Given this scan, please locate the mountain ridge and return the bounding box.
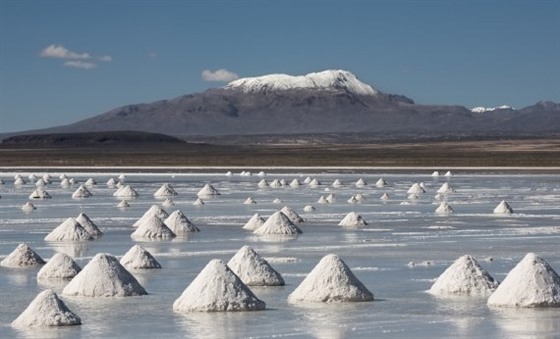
[3,70,559,139]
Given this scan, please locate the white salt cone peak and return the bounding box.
[37,252,81,280]
[164,210,200,234]
[338,212,368,227]
[227,246,285,286]
[242,213,265,231]
[173,259,265,312]
[253,211,302,235]
[1,243,45,268]
[11,289,81,328]
[44,218,93,242]
[288,254,373,303]
[120,245,162,270]
[280,206,304,223]
[429,255,498,296]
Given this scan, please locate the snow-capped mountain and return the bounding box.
[2,70,558,139]
[225,70,378,96]
[471,105,513,113]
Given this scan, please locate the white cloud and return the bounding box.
[63,61,96,70]
[202,68,239,82]
[40,44,91,59]
[98,55,112,62]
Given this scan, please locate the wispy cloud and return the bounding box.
[40,44,111,70]
[64,60,96,70]
[202,68,239,82]
[40,44,91,59]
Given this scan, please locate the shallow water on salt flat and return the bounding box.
[0,170,559,338]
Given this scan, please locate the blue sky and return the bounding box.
[1,0,559,133]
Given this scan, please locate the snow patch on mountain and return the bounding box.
[225,70,378,96]
[471,105,513,113]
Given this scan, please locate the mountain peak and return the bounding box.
[224,69,378,96]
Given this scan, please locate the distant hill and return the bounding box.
[4,70,559,140]
[1,131,185,147]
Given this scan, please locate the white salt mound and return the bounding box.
[254,211,302,235]
[257,179,269,188]
[85,178,97,186]
[44,218,93,242]
[227,246,285,286]
[131,214,176,240]
[380,193,390,201]
[37,253,81,280]
[154,183,178,197]
[493,200,514,214]
[355,178,367,187]
[317,196,328,204]
[244,197,257,204]
[288,254,373,303]
[62,253,147,297]
[437,182,454,194]
[303,205,316,212]
[106,178,118,186]
[60,178,71,187]
[289,179,300,188]
[431,171,440,177]
[164,210,200,234]
[117,200,130,208]
[407,183,425,194]
[197,183,220,196]
[120,245,162,270]
[428,255,498,296]
[444,171,453,177]
[487,253,560,307]
[304,176,312,184]
[272,198,283,204]
[29,188,51,199]
[21,202,36,212]
[76,212,103,238]
[348,195,358,204]
[242,213,265,231]
[193,198,205,205]
[332,179,343,187]
[162,198,175,207]
[173,259,265,312]
[11,290,81,328]
[280,206,304,223]
[1,243,45,268]
[309,178,321,187]
[113,185,138,198]
[375,178,388,187]
[338,212,368,227]
[14,177,26,185]
[269,179,282,188]
[133,205,169,227]
[325,193,336,203]
[257,171,266,177]
[435,202,454,215]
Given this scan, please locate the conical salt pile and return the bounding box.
[193,198,205,205]
[431,171,440,177]
[35,178,47,187]
[355,178,367,187]
[355,193,365,202]
[243,197,257,204]
[428,255,498,296]
[272,198,283,204]
[325,193,336,203]
[29,188,51,199]
[257,171,266,177]
[14,177,26,185]
[162,198,175,207]
[493,200,514,214]
[85,178,97,186]
[37,253,81,280]
[164,210,200,234]
[487,253,560,307]
[380,193,390,201]
[338,212,368,227]
[444,171,453,177]
[253,211,302,235]
[281,206,304,223]
[437,182,454,194]
[331,179,343,187]
[11,290,81,328]
[21,202,36,212]
[435,202,454,215]
[304,176,312,184]
[309,178,321,187]
[227,246,284,286]
[120,245,162,270]
[76,213,103,238]
[72,185,93,198]
[269,179,282,188]
[113,185,138,198]
[288,254,374,303]
[375,178,388,187]
[1,243,45,267]
[131,214,176,240]
[45,218,94,241]
[303,205,315,212]
[117,200,130,208]
[173,259,266,312]
[106,178,118,186]
[347,195,359,204]
[60,178,71,187]
[257,179,269,188]
[197,183,220,197]
[225,171,233,176]
[153,183,178,197]
[133,205,169,227]
[407,183,425,194]
[242,213,265,231]
[289,179,300,188]
[63,253,147,297]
